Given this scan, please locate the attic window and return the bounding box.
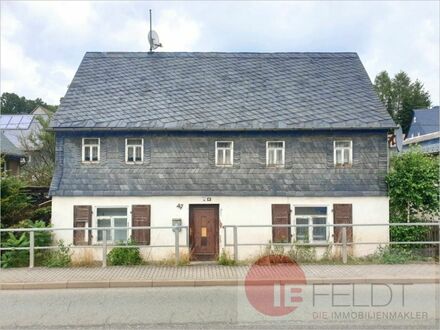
[82,138,100,163]
[215,141,233,166]
[334,140,352,167]
[266,141,285,167]
[126,138,143,164]
[413,117,416,123]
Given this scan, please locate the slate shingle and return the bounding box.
[51,52,395,130]
[50,131,388,197]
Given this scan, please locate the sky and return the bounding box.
[1,1,439,105]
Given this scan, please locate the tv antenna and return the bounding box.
[148,9,162,52]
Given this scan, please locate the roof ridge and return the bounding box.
[84,51,359,58]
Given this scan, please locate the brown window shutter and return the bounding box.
[272,204,291,243]
[73,205,92,245]
[333,204,353,243]
[132,205,151,245]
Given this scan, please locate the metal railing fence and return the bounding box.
[0,222,439,268]
[0,225,189,268]
[223,222,440,264]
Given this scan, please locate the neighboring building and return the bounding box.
[403,106,439,155]
[1,131,25,176]
[50,52,395,261]
[0,106,50,159]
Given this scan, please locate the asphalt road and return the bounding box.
[0,284,438,329]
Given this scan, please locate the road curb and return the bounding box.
[0,277,438,290]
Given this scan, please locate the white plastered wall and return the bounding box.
[51,196,389,261]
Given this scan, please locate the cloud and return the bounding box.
[156,10,202,51]
[1,1,438,105]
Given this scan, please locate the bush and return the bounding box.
[390,224,430,250]
[43,240,71,268]
[287,243,317,263]
[30,206,52,224]
[218,249,236,266]
[1,232,30,268]
[1,220,52,268]
[0,174,31,227]
[107,242,143,266]
[372,246,417,264]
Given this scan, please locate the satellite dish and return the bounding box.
[395,126,403,152]
[148,30,162,51]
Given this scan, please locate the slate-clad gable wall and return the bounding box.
[50,130,388,197]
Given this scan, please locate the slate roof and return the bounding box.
[407,106,439,137]
[51,52,395,130]
[0,132,25,157]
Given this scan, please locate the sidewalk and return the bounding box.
[0,264,439,290]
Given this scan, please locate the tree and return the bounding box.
[0,171,31,227]
[386,149,439,222]
[374,71,431,135]
[0,92,57,114]
[20,115,55,186]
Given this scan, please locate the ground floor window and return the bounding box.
[294,206,328,242]
[96,207,128,243]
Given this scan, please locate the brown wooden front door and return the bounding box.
[333,204,353,242]
[189,205,219,261]
[272,204,291,243]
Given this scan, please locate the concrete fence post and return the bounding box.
[341,226,347,264]
[102,229,107,268]
[175,228,180,265]
[233,226,238,262]
[185,227,190,255]
[29,230,35,269]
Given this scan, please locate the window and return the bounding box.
[82,138,100,163]
[215,141,233,166]
[96,208,128,243]
[413,116,416,123]
[125,138,143,163]
[334,140,352,167]
[266,141,285,167]
[294,206,327,242]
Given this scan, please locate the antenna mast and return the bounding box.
[148,9,162,52]
[149,9,153,52]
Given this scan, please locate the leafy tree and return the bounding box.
[0,92,57,114]
[387,148,439,222]
[374,71,431,134]
[386,149,439,250]
[20,115,55,186]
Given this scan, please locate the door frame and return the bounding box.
[189,204,220,260]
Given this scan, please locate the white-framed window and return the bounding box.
[215,141,233,166]
[333,140,352,167]
[82,138,100,163]
[96,207,128,244]
[294,206,328,243]
[125,138,143,164]
[266,141,285,167]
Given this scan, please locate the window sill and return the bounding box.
[82,161,100,164]
[292,241,329,247]
[334,164,352,169]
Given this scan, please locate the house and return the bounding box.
[1,131,25,176]
[403,106,439,155]
[0,106,51,161]
[50,52,395,261]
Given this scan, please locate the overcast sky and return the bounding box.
[1,1,439,105]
